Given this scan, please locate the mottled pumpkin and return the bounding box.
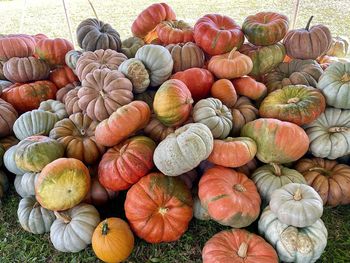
[0,99,17,137]
[121,36,145,58]
[230,96,258,136]
[38,100,68,120]
[118,58,150,93]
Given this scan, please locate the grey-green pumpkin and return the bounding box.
[14,172,39,197]
[38,100,68,120]
[4,145,26,175]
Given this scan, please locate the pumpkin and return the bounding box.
[38,100,68,120]
[326,36,349,58]
[156,20,194,45]
[0,135,19,150]
[92,218,134,263]
[317,62,350,109]
[193,98,233,139]
[15,136,64,172]
[295,158,350,206]
[49,65,79,89]
[178,169,198,189]
[258,206,327,263]
[208,48,253,79]
[270,183,323,227]
[125,172,193,243]
[3,57,50,83]
[121,36,145,58]
[144,115,175,142]
[17,196,55,234]
[135,44,173,87]
[65,87,83,115]
[35,38,73,67]
[210,79,237,107]
[131,3,176,38]
[95,101,151,147]
[241,118,309,164]
[50,203,100,252]
[230,96,259,136]
[49,113,105,164]
[154,123,213,176]
[208,137,257,168]
[3,145,26,175]
[98,136,156,191]
[78,69,133,122]
[84,175,116,206]
[153,79,193,127]
[194,14,244,55]
[13,110,58,140]
[236,158,258,176]
[199,166,261,228]
[0,80,12,91]
[0,171,9,200]
[76,18,121,52]
[251,163,306,203]
[166,42,205,73]
[0,99,17,137]
[134,90,156,111]
[0,34,35,61]
[284,16,332,60]
[304,108,350,159]
[239,42,286,79]
[75,49,127,81]
[0,61,6,80]
[193,195,210,221]
[202,228,278,263]
[171,68,214,101]
[65,49,82,72]
[231,76,267,101]
[35,158,90,211]
[259,85,326,126]
[242,12,289,46]
[118,58,150,93]
[56,83,79,103]
[14,172,39,197]
[264,59,323,92]
[2,80,57,113]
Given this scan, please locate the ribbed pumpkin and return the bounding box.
[56,83,78,103]
[210,79,237,108]
[259,85,326,126]
[125,172,193,243]
[65,50,82,72]
[199,166,261,228]
[3,145,26,175]
[95,101,151,147]
[49,65,79,89]
[230,97,258,136]
[118,58,150,93]
[241,118,309,164]
[143,115,175,142]
[3,57,50,83]
[153,79,193,127]
[49,113,105,165]
[38,100,68,120]
[231,76,267,101]
[121,36,145,58]
[156,20,194,44]
[0,99,17,137]
[64,87,83,115]
[0,34,35,61]
[326,36,349,58]
[14,172,39,197]
[78,69,133,122]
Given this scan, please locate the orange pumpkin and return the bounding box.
[156,20,194,44]
[231,76,267,101]
[208,137,257,168]
[49,65,79,89]
[92,218,134,263]
[210,79,237,107]
[208,48,253,79]
[0,35,35,61]
[95,101,151,147]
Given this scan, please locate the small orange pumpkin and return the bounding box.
[210,79,237,107]
[231,76,267,101]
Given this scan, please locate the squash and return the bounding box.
[231,76,267,101]
[258,206,328,263]
[304,108,350,159]
[76,18,121,52]
[241,118,309,164]
[3,145,26,175]
[0,99,17,137]
[143,115,175,142]
[38,100,68,120]
[98,136,156,191]
[84,175,116,206]
[78,69,133,122]
[242,12,289,46]
[13,110,58,140]
[295,158,350,206]
[95,101,151,147]
[208,137,257,168]
[326,36,349,58]
[0,34,35,61]
[49,65,79,88]
[14,172,39,197]
[153,79,193,127]
[202,228,278,263]
[283,16,332,59]
[121,36,145,58]
[75,49,127,81]
[251,163,306,203]
[65,50,82,72]
[92,218,134,263]
[156,20,194,44]
[193,98,232,139]
[199,166,261,228]
[49,113,105,165]
[153,123,213,176]
[124,172,193,243]
[166,42,205,73]
[0,171,9,201]
[118,58,150,93]
[135,44,173,87]
[194,14,244,55]
[3,57,50,83]
[50,203,100,252]
[210,79,237,107]
[317,62,350,109]
[193,195,210,221]
[17,196,55,234]
[208,48,253,79]
[56,83,79,103]
[259,85,326,126]
[64,87,83,115]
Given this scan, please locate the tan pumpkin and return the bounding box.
[143,114,175,142]
[56,83,79,103]
[118,58,150,93]
[65,87,83,115]
[0,99,18,137]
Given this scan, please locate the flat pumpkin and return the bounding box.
[38,99,68,120]
[3,145,26,175]
[0,99,17,137]
[56,83,78,103]
[0,34,35,61]
[156,20,194,44]
[64,87,83,115]
[14,172,39,197]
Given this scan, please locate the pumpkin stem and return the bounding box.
[99,90,106,98]
[186,98,194,105]
[271,163,282,176]
[102,220,109,235]
[233,184,246,192]
[80,129,86,136]
[287,97,300,104]
[237,242,248,258]
[54,211,71,224]
[293,188,302,201]
[328,126,348,133]
[33,202,40,209]
[159,207,169,215]
[305,16,314,30]
[341,73,350,82]
[228,47,238,59]
[309,167,331,176]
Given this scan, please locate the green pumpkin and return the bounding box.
[13,110,58,140]
[38,100,68,120]
[15,136,64,172]
[121,36,145,58]
[4,145,26,175]
[0,170,9,199]
[14,172,39,197]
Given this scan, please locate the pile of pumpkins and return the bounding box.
[0,2,350,263]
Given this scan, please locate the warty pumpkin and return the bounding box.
[49,65,79,89]
[210,79,237,108]
[156,20,194,44]
[231,76,267,101]
[118,58,150,93]
[0,99,17,137]
[121,36,145,58]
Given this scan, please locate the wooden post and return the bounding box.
[291,0,301,29]
[88,0,99,20]
[62,0,75,46]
